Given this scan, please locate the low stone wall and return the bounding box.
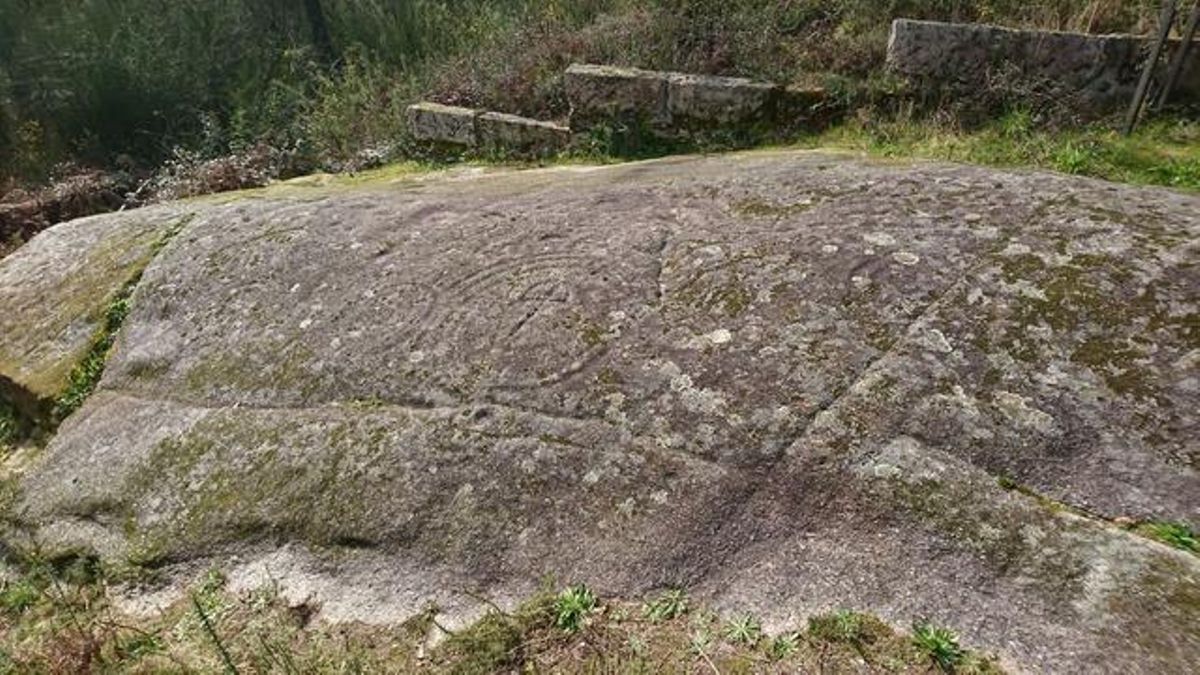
[408,64,826,154]
[887,18,1200,110]
[564,63,823,131]
[406,102,569,154]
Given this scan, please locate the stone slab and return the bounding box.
[476,111,570,154]
[405,102,478,146]
[665,73,779,125]
[565,63,669,130]
[888,18,1200,110]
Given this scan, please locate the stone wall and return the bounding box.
[564,63,823,131]
[887,19,1200,110]
[405,102,569,154]
[407,64,826,153]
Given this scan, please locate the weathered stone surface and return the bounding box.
[665,73,779,125]
[405,102,478,146]
[567,63,807,133]
[476,111,570,154]
[565,63,669,129]
[888,18,1200,110]
[0,205,192,414]
[3,151,1199,671]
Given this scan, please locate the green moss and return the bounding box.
[998,253,1045,283]
[718,281,752,317]
[1137,521,1199,555]
[184,339,318,399]
[48,214,192,425]
[50,282,135,421]
[1069,337,1153,398]
[579,321,606,348]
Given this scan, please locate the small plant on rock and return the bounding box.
[809,609,868,644]
[643,588,688,622]
[553,584,597,633]
[912,620,965,671]
[723,613,762,646]
[688,628,712,656]
[1141,521,1199,554]
[768,631,801,660]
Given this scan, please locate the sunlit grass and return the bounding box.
[812,111,1200,191]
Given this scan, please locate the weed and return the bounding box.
[643,588,688,622]
[912,620,965,671]
[553,584,597,633]
[439,611,525,673]
[0,578,41,615]
[115,632,165,660]
[809,609,870,644]
[688,628,713,655]
[723,613,762,646]
[1140,521,1199,554]
[768,631,801,660]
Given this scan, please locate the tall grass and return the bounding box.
[0,0,1162,185]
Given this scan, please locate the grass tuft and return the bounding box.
[1139,521,1199,554]
[552,584,598,633]
[768,631,801,660]
[642,588,688,622]
[723,613,762,646]
[912,620,966,671]
[808,608,871,644]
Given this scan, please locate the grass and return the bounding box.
[808,608,872,644]
[723,613,763,646]
[812,112,1200,191]
[0,559,1005,673]
[552,584,598,633]
[642,588,688,622]
[912,620,966,671]
[1138,521,1199,554]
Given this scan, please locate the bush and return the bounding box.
[0,0,1162,189]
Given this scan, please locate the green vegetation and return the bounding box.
[1139,521,1199,555]
[0,1,1168,191]
[808,608,872,644]
[0,559,1004,673]
[552,583,598,633]
[814,113,1200,191]
[50,283,135,421]
[50,214,188,424]
[912,620,967,671]
[722,613,763,646]
[768,631,802,660]
[642,587,689,621]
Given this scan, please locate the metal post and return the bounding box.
[1155,1,1200,110]
[1124,0,1178,136]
